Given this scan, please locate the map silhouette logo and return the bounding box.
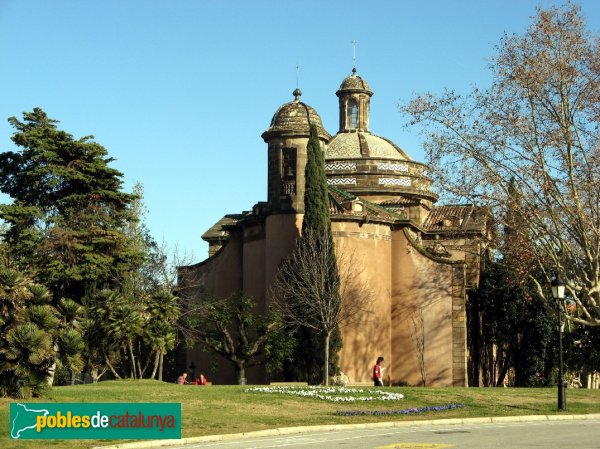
[10,403,49,439]
[9,402,181,439]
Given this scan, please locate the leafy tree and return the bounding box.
[182,293,291,384]
[401,5,600,326]
[0,108,142,301]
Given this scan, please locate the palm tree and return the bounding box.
[145,290,179,381]
[0,268,57,398]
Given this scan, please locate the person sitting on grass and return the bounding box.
[195,373,208,385]
[177,372,188,385]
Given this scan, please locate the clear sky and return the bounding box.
[1,1,599,263]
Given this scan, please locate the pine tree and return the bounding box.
[0,108,143,301]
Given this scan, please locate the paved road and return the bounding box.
[169,419,600,449]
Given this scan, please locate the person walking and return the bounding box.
[373,356,385,387]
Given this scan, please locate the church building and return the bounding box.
[180,69,489,387]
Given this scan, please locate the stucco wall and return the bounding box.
[179,230,244,298]
[264,213,302,302]
[390,230,458,387]
[333,221,392,383]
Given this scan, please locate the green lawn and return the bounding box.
[2,380,600,449]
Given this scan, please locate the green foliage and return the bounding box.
[184,293,292,384]
[478,179,556,387]
[479,264,555,387]
[86,288,179,381]
[302,125,331,238]
[0,268,55,397]
[286,325,342,385]
[564,325,600,375]
[0,108,141,300]
[293,124,341,384]
[0,110,183,386]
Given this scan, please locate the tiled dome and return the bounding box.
[326,132,412,160]
[337,70,372,95]
[262,90,330,141]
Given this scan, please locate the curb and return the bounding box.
[92,413,600,449]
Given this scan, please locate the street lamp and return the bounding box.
[551,272,566,411]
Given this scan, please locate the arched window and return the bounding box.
[346,99,358,129]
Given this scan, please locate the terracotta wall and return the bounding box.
[264,213,302,302]
[179,232,245,385]
[390,230,457,386]
[333,221,392,383]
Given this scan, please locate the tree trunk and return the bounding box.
[150,350,160,379]
[137,359,143,379]
[46,361,56,387]
[128,339,137,379]
[91,366,107,383]
[236,361,246,385]
[324,332,330,386]
[496,351,511,387]
[105,355,122,379]
[158,351,164,382]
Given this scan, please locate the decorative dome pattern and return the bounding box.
[338,74,372,93]
[325,132,412,160]
[262,98,330,140]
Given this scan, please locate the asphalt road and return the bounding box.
[168,419,600,449]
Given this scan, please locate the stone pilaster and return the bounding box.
[452,263,468,386]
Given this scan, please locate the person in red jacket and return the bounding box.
[373,356,384,386]
[194,373,208,385]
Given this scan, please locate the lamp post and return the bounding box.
[551,272,566,411]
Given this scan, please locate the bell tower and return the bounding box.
[262,89,330,213]
[336,68,373,133]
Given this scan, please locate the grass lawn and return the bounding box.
[2,380,600,449]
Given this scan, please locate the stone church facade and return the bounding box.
[180,69,489,386]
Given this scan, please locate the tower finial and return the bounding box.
[293,64,302,101]
[352,39,358,73]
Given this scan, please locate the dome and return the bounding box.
[325,132,412,161]
[262,90,331,141]
[336,70,373,96]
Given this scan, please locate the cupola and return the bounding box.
[336,68,373,133]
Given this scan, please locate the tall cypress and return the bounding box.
[297,124,342,384]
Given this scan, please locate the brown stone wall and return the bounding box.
[242,223,266,308]
[333,221,392,383]
[179,232,245,385]
[264,213,302,300]
[390,229,465,387]
[179,231,243,298]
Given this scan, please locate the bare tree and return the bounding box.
[401,5,600,326]
[271,230,374,385]
[409,308,427,387]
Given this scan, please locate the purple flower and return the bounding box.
[335,403,464,416]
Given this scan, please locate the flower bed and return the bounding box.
[335,403,464,416]
[244,385,404,402]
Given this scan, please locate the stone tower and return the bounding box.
[336,68,372,133]
[261,89,330,213]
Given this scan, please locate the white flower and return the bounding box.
[244,386,404,402]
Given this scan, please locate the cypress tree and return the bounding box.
[297,124,342,384]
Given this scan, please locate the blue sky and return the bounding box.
[1,1,599,263]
